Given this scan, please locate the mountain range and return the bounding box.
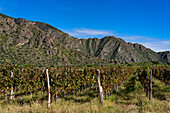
[0,13,169,67]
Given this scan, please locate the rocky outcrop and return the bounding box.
[158,51,170,64]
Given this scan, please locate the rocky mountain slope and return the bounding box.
[0,13,169,66]
[158,51,170,64]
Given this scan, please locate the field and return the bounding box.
[0,65,170,113]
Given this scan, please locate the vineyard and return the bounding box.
[0,64,170,112]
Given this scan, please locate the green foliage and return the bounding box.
[0,34,9,44]
[0,65,137,98]
[151,66,170,85]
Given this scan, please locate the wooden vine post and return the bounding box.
[4,91,7,102]
[9,70,14,101]
[91,73,95,88]
[149,69,152,102]
[30,89,32,98]
[46,69,51,107]
[55,92,57,104]
[116,85,119,91]
[97,69,104,105]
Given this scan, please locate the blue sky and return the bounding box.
[0,0,170,52]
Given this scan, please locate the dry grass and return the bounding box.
[0,98,120,113]
[0,97,169,113]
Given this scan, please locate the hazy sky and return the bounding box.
[0,0,170,52]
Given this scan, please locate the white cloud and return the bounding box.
[140,41,170,52]
[121,36,170,52]
[64,28,114,38]
[74,28,112,35]
[122,36,156,41]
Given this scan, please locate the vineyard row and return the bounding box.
[0,65,169,105]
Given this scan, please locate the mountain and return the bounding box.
[158,51,170,64]
[0,13,169,66]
